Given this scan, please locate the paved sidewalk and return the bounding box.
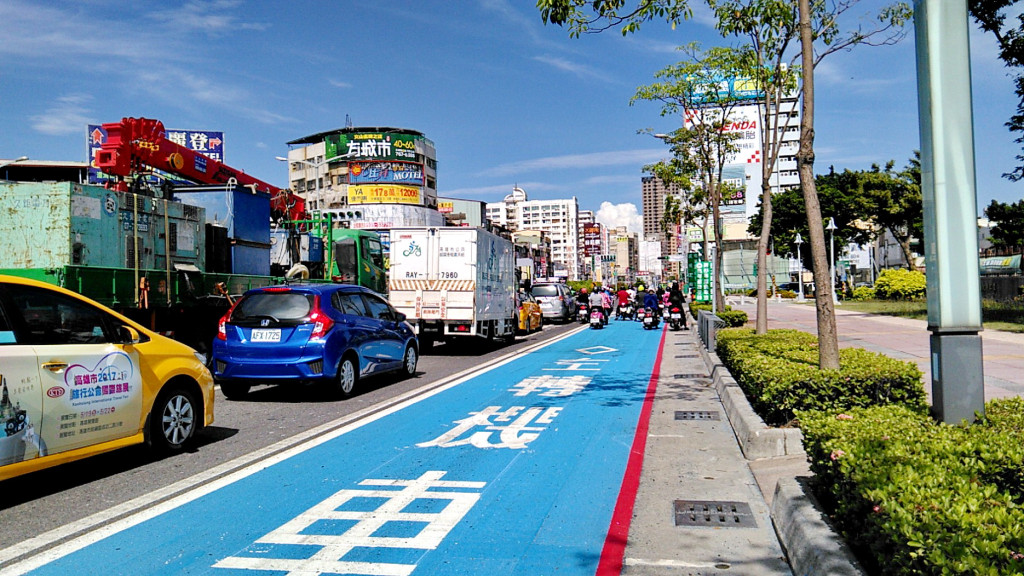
[624,326,792,575]
[727,297,1024,401]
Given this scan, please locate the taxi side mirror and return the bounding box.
[118,325,141,345]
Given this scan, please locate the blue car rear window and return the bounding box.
[233,293,313,321]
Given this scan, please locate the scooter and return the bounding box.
[577,303,589,324]
[590,308,605,329]
[641,307,660,330]
[668,306,685,331]
[618,302,634,321]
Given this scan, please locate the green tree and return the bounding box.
[970,0,1024,180]
[537,0,911,369]
[860,154,923,270]
[985,198,1024,248]
[794,0,911,369]
[633,43,749,311]
[749,167,874,270]
[711,0,801,335]
[537,0,691,36]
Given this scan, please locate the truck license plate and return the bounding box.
[251,329,281,342]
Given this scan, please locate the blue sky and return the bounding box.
[1,0,1020,233]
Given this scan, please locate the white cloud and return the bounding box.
[31,95,94,136]
[533,55,616,83]
[329,79,353,89]
[596,201,643,235]
[485,149,666,177]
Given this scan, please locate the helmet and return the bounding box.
[581,288,588,294]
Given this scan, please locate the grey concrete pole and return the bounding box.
[915,0,985,423]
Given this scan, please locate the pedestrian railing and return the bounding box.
[697,310,727,352]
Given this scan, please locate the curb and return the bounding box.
[698,345,804,460]
[696,337,865,576]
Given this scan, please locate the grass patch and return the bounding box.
[832,299,1024,332]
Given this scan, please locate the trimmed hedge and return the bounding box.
[689,303,749,327]
[715,328,927,426]
[800,400,1024,575]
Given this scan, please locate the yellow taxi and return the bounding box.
[0,275,215,481]
[516,290,543,334]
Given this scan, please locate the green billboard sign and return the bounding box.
[325,132,418,162]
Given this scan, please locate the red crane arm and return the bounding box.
[94,117,305,221]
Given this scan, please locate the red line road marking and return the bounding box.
[595,324,668,575]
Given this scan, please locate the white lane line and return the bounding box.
[0,327,586,575]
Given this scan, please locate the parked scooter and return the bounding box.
[641,307,660,330]
[668,305,685,331]
[590,307,605,329]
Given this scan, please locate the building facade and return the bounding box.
[283,127,443,230]
[486,187,580,280]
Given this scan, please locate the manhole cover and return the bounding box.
[673,373,707,379]
[674,500,757,528]
[675,410,720,421]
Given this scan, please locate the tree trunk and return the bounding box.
[711,182,726,311]
[894,229,916,271]
[798,0,840,370]
[755,180,772,334]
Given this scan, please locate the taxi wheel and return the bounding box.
[150,386,198,453]
[335,356,359,397]
[400,344,418,379]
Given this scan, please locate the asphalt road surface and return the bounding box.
[0,320,600,571]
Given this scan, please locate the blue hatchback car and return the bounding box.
[210,284,418,399]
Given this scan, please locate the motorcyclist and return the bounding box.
[600,288,613,324]
[576,287,589,306]
[588,286,605,323]
[616,286,630,318]
[642,289,659,313]
[668,282,687,329]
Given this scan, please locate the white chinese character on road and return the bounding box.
[213,471,484,576]
[509,375,590,397]
[417,406,562,449]
[543,357,609,371]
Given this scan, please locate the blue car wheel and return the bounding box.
[336,356,358,397]
[401,344,418,379]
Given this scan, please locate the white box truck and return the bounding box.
[388,226,518,348]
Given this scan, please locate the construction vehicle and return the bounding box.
[0,117,353,352]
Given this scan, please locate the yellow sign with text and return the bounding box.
[348,184,422,205]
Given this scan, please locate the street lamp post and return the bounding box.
[794,233,805,302]
[826,217,839,305]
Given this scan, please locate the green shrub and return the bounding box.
[874,268,926,300]
[850,286,876,301]
[716,309,748,327]
[688,303,747,327]
[800,400,1024,575]
[715,328,926,426]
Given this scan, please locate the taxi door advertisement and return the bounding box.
[35,345,143,457]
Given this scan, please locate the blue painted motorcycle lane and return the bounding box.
[26,322,664,576]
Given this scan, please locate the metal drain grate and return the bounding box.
[674,353,699,358]
[673,373,707,379]
[674,500,757,528]
[675,410,720,421]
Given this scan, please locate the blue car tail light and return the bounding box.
[308,295,334,340]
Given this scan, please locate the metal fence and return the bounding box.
[697,310,727,352]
